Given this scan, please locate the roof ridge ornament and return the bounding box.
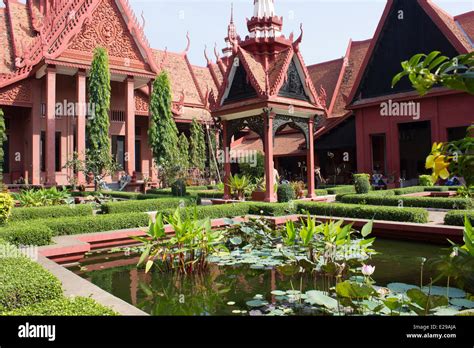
[182,31,191,55]
[204,45,212,65]
[293,23,303,52]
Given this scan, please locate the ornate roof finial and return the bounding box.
[182,31,191,55]
[253,0,276,18]
[293,23,303,52]
[204,45,211,65]
[214,43,220,61]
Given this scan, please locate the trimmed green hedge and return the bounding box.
[10,204,93,222]
[0,223,53,246]
[0,257,63,311]
[33,213,150,236]
[325,186,355,195]
[424,187,449,192]
[296,202,429,223]
[444,210,474,226]
[172,204,251,220]
[248,202,296,217]
[338,194,473,210]
[194,190,225,199]
[101,197,196,214]
[1,297,117,316]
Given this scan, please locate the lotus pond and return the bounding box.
[69,236,474,316]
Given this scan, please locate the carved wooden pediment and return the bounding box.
[0,81,32,105]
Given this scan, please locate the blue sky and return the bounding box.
[130,0,473,66]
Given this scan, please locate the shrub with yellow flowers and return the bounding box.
[426,125,473,197]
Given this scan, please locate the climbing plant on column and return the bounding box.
[177,133,190,177]
[0,108,6,185]
[148,71,179,185]
[189,118,206,172]
[86,47,118,190]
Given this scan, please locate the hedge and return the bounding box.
[325,186,355,195]
[424,187,449,192]
[0,223,53,246]
[1,297,117,316]
[101,197,196,214]
[31,213,150,236]
[194,190,225,199]
[296,202,429,223]
[248,202,296,217]
[0,257,63,311]
[444,211,474,226]
[9,204,93,222]
[171,203,252,220]
[338,194,473,210]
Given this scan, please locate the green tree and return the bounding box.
[177,133,190,177]
[87,47,116,190]
[189,118,206,171]
[148,71,179,184]
[0,109,6,184]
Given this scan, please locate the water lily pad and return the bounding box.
[230,237,243,245]
[246,299,268,308]
[249,310,263,316]
[421,286,465,298]
[305,290,338,309]
[286,290,301,295]
[387,282,418,293]
[271,290,287,296]
[450,298,474,309]
[227,301,236,306]
[433,307,460,316]
[232,310,242,314]
[253,294,264,300]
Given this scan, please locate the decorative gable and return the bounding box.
[224,63,258,104]
[67,0,143,63]
[278,59,309,101]
[353,0,459,100]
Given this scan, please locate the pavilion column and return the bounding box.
[264,112,276,202]
[30,79,41,185]
[45,66,56,185]
[306,116,316,199]
[147,80,157,182]
[125,76,135,175]
[76,70,87,184]
[222,120,231,200]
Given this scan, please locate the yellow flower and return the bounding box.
[426,143,451,182]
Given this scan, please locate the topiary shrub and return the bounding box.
[353,174,371,194]
[419,175,434,187]
[444,210,474,226]
[101,197,195,214]
[277,184,295,203]
[0,257,63,311]
[9,204,93,222]
[1,297,117,316]
[171,179,187,197]
[0,193,13,225]
[0,223,53,246]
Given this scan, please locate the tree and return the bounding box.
[392,51,474,95]
[0,109,6,184]
[148,71,179,184]
[87,47,116,190]
[177,133,190,177]
[189,118,206,171]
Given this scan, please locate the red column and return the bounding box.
[125,76,135,175]
[147,80,157,182]
[30,79,41,185]
[45,66,56,185]
[264,112,276,202]
[307,116,316,198]
[222,120,231,200]
[76,70,87,184]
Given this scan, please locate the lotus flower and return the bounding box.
[361,264,375,276]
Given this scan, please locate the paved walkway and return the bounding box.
[428,211,447,225]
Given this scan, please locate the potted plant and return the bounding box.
[228,174,250,201]
[251,177,266,202]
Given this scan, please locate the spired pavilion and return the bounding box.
[212,0,326,202]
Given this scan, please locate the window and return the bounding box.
[40,131,45,172]
[371,134,386,175]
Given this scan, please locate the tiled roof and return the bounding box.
[0,8,13,74]
[331,39,371,117]
[238,47,266,94]
[267,47,293,94]
[232,130,306,157]
[455,11,474,45]
[307,58,344,111]
[8,1,36,57]
[152,50,203,105]
[421,0,473,52]
[192,65,219,97]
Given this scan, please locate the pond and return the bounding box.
[68,239,448,316]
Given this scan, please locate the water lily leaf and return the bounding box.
[249,310,263,316]
[271,290,287,296]
[286,290,301,295]
[305,290,338,309]
[387,282,418,293]
[407,288,449,311]
[246,299,268,308]
[277,263,300,276]
[230,237,243,246]
[361,220,373,237]
[232,310,242,314]
[450,298,474,309]
[421,286,465,298]
[227,301,236,306]
[433,307,460,316]
[336,281,376,299]
[383,297,403,311]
